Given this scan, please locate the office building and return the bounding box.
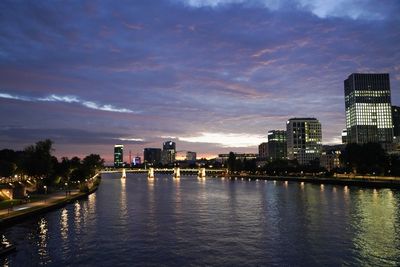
[344,73,393,149]
[114,145,124,167]
[258,142,268,160]
[143,148,162,166]
[162,141,176,165]
[267,130,287,161]
[342,129,347,144]
[286,118,322,165]
[186,151,197,163]
[218,153,258,162]
[133,156,141,166]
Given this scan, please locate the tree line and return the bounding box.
[0,139,104,186]
[226,143,400,176]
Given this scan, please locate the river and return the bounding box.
[1,173,400,266]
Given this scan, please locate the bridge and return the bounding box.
[101,168,227,178]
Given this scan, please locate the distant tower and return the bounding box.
[267,130,287,161]
[162,141,176,165]
[344,73,393,150]
[286,118,322,165]
[114,145,124,167]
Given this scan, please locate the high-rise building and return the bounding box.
[162,141,176,165]
[341,129,348,144]
[393,106,400,143]
[344,73,393,149]
[286,118,322,165]
[114,145,124,167]
[186,151,197,163]
[267,130,287,161]
[258,142,268,160]
[143,148,161,166]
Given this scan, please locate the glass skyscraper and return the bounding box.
[114,144,124,167]
[267,130,287,161]
[344,73,393,149]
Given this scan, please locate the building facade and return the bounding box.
[143,148,162,166]
[162,141,176,165]
[286,118,322,165]
[114,144,124,167]
[344,73,393,149]
[342,129,347,144]
[186,151,197,163]
[258,142,268,160]
[267,130,287,161]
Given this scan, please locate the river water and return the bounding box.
[1,173,400,266]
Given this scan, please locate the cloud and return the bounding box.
[0,93,30,101]
[175,0,392,20]
[0,92,139,114]
[179,132,265,147]
[118,137,145,142]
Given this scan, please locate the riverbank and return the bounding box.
[0,175,100,229]
[224,174,400,189]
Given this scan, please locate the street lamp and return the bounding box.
[43,185,47,203]
[65,182,68,196]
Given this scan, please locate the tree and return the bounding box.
[21,139,54,179]
[227,152,236,173]
[340,143,387,175]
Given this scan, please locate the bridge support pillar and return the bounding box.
[173,167,180,179]
[148,167,155,179]
[198,168,206,179]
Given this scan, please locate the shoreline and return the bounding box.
[0,177,100,229]
[223,175,400,189]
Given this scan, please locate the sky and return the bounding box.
[0,0,399,163]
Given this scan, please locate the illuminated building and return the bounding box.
[286,118,322,165]
[258,142,268,160]
[161,141,176,165]
[133,156,141,166]
[344,73,393,150]
[267,130,287,161]
[342,129,347,144]
[143,148,161,166]
[393,106,400,144]
[114,144,124,167]
[218,153,258,162]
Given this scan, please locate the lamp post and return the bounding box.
[65,182,68,197]
[43,185,47,203]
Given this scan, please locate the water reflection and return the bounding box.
[2,175,400,266]
[60,208,69,241]
[352,189,399,265]
[74,202,81,233]
[38,218,49,261]
[120,177,127,221]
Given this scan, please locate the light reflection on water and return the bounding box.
[1,174,400,266]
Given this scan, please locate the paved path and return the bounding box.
[0,190,79,217]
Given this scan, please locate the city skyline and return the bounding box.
[0,1,399,162]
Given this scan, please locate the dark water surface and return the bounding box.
[2,173,400,266]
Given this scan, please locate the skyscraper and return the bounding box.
[114,144,124,167]
[143,148,162,166]
[286,118,322,165]
[258,142,268,160]
[162,141,176,165]
[267,130,287,161]
[344,73,393,149]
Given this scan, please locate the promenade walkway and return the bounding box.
[0,190,79,219]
